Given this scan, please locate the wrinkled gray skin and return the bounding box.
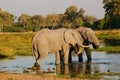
[68,27,100,62]
[32,28,89,70]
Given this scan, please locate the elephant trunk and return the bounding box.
[92,37,100,49]
[92,43,99,49]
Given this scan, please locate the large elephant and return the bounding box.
[69,27,100,62]
[32,28,89,70]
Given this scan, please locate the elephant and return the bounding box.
[68,27,100,62]
[31,28,89,70]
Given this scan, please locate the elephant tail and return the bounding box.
[32,43,40,60]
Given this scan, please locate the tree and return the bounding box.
[30,15,44,31]
[103,0,120,16]
[60,5,85,28]
[0,8,15,31]
[0,9,15,26]
[83,15,98,28]
[102,0,120,29]
[45,14,61,29]
[18,14,31,28]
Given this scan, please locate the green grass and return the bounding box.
[96,31,120,53]
[96,46,120,53]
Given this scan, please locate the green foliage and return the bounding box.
[1,2,120,31]
[3,26,25,32]
[103,15,120,29]
[18,14,32,28]
[103,0,120,16]
[96,30,120,53]
[101,0,120,29]
[30,15,44,31]
[0,8,15,32]
[59,5,85,28]
[0,6,99,31]
[45,14,61,29]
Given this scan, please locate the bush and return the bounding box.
[3,26,25,32]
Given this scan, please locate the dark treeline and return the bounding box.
[0,0,120,32]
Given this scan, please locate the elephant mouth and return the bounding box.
[92,43,99,49]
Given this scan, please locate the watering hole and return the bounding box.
[0,51,120,79]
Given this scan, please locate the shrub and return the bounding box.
[3,26,25,32]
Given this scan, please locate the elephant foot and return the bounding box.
[31,62,40,70]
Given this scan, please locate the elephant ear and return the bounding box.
[64,30,76,46]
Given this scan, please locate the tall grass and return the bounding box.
[0,32,35,58]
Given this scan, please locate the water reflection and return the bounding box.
[56,61,93,77]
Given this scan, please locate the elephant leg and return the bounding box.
[60,50,72,63]
[55,51,60,65]
[68,45,76,63]
[64,64,69,74]
[64,53,69,64]
[78,53,83,62]
[63,47,69,64]
[85,47,91,61]
[56,64,61,75]
[85,60,91,74]
[59,50,64,63]
[68,53,72,63]
[36,52,47,65]
[32,51,47,70]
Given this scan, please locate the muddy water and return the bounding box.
[0,51,120,79]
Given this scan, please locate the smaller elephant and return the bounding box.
[68,27,100,62]
[32,28,89,70]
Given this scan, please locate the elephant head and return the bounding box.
[77,27,100,49]
[63,29,90,54]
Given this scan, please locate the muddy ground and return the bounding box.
[0,73,91,80]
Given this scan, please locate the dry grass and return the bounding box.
[0,73,91,80]
[0,47,15,58]
[0,32,34,58]
[95,29,120,35]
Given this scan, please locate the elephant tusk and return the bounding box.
[80,45,90,48]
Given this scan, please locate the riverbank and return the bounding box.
[0,72,119,80]
[0,73,100,80]
[95,30,120,53]
[0,73,65,80]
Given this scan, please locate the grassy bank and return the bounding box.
[0,32,35,58]
[0,30,120,58]
[95,30,120,53]
[0,72,120,80]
